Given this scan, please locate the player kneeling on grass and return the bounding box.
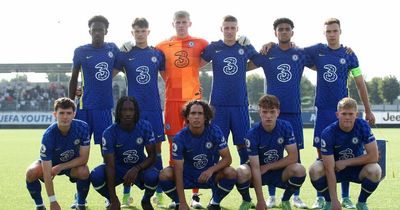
[236,94,306,210]
[158,100,237,210]
[309,97,381,210]
[25,97,90,210]
[90,96,158,210]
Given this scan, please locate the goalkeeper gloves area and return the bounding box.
[120,41,134,52]
[237,35,251,46]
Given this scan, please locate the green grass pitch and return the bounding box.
[0,128,398,209]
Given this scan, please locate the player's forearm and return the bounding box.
[68,70,79,100]
[209,154,232,173]
[251,166,264,202]
[355,76,372,113]
[325,168,339,202]
[57,156,88,171]
[105,165,118,201]
[343,153,378,167]
[265,155,296,172]
[137,145,156,171]
[42,162,56,197]
[174,165,187,205]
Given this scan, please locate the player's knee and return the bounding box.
[223,166,237,180]
[291,163,306,177]
[363,163,382,181]
[236,165,251,182]
[159,167,174,181]
[25,162,42,182]
[309,161,324,180]
[73,165,90,180]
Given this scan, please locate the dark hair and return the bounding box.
[182,100,214,125]
[88,15,109,28]
[324,18,341,28]
[54,97,76,112]
[273,17,294,30]
[115,96,140,124]
[258,94,280,110]
[223,15,238,23]
[132,17,149,28]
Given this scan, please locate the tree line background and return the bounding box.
[2,66,400,111]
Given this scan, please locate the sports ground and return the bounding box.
[1,128,398,209]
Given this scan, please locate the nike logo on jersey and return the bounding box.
[334,145,341,148]
[318,53,325,56]
[86,56,92,59]
[268,56,275,60]
[215,50,222,53]
[116,144,123,147]
[128,57,135,61]
[169,43,175,46]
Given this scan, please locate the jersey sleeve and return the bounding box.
[72,47,82,70]
[246,44,259,60]
[212,125,228,151]
[157,49,166,71]
[40,131,54,161]
[172,134,184,160]
[360,120,376,145]
[114,51,125,71]
[250,53,265,67]
[201,43,214,62]
[303,44,319,62]
[283,122,296,146]
[142,120,156,146]
[80,122,91,146]
[245,129,259,156]
[101,127,115,155]
[320,128,334,156]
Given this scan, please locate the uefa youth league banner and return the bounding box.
[0,112,55,125]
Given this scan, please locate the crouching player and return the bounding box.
[309,97,381,210]
[236,94,306,210]
[25,97,90,210]
[158,100,237,210]
[90,96,158,210]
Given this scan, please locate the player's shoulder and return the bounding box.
[71,119,89,129]
[137,119,153,129]
[43,122,58,136]
[277,118,292,129]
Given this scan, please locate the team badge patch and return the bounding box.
[188,41,194,47]
[205,141,213,149]
[151,56,157,63]
[245,138,251,148]
[352,137,359,144]
[136,137,143,144]
[40,144,46,154]
[314,137,320,144]
[238,49,244,55]
[108,51,114,58]
[321,139,326,148]
[172,143,178,152]
[277,137,284,144]
[74,139,80,145]
[340,58,346,64]
[292,54,299,61]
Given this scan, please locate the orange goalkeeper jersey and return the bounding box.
[156,36,208,102]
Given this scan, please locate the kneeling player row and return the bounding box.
[26,96,381,210]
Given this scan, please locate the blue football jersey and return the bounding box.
[201,40,258,106]
[172,125,228,175]
[252,45,313,113]
[101,119,156,167]
[246,119,296,165]
[72,42,119,109]
[115,46,165,111]
[320,118,375,161]
[304,44,359,110]
[40,119,90,166]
